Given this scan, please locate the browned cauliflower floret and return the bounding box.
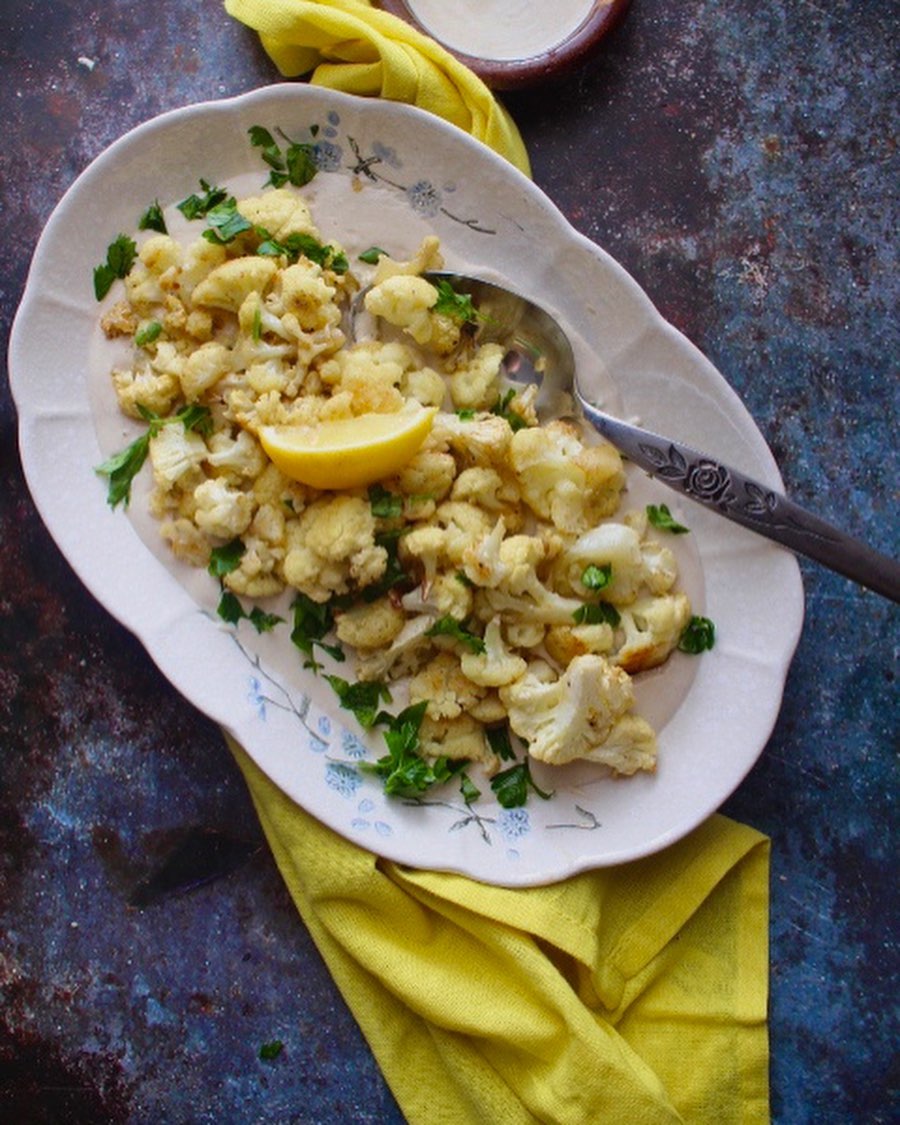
[509,421,624,534]
[282,495,386,603]
[448,343,504,411]
[499,654,656,774]
[335,598,407,650]
[613,593,693,674]
[408,652,488,720]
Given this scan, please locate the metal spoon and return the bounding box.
[354,271,900,603]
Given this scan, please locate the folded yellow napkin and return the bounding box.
[223,5,770,1120]
[231,739,769,1124]
[224,0,530,175]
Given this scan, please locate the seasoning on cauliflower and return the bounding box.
[282,495,387,603]
[613,593,693,674]
[459,617,527,687]
[499,654,656,774]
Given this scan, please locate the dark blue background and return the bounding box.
[1,1,896,1121]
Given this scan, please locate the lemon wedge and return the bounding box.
[258,406,438,490]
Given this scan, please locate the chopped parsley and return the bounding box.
[581,563,613,591]
[490,759,553,809]
[93,233,137,300]
[362,701,454,797]
[259,1040,284,1060]
[485,723,517,762]
[432,279,478,324]
[573,601,621,627]
[325,675,392,729]
[249,124,318,188]
[134,320,162,348]
[678,615,716,654]
[256,229,348,273]
[459,771,481,805]
[177,178,228,220]
[426,615,485,654]
[358,245,387,264]
[202,197,253,244]
[208,538,246,578]
[368,484,403,520]
[647,503,690,534]
[491,388,530,432]
[138,200,167,234]
[289,593,344,672]
[94,403,212,508]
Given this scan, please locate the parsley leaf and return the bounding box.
[363,702,457,797]
[95,404,212,508]
[217,589,245,625]
[573,602,621,627]
[93,234,137,300]
[678,616,716,654]
[485,724,517,762]
[459,771,481,805]
[325,675,392,729]
[202,198,252,244]
[582,563,613,591]
[432,279,478,324]
[426,616,485,654]
[490,760,553,809]
[646,503,690,534]
[368,484,403,520]
[138,200,167,234]
[134,320,162,348]
[491,388,530,432]
[249,124,318,188]
[290,594,344,672]
[256,229,348,273]
[177,178,228,220]
[208,538,246,578]
[358,246,387,264]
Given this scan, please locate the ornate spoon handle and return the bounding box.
[578,401,900,603]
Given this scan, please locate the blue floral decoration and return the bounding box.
[326,762,363,798]
[497,807,530,841]
[406,180,442,217]
[314,141,343,172]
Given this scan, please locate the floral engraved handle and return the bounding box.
[579,401,900,602]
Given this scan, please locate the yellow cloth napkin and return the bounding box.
[224,0,530,175]
[223,5,770,1120]
[232,736,769,1125]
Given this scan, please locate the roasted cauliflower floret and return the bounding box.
[613,593,692,674]
[181,341,233,400]
[371,236,444,283]
[148,425,207,490]
[237,188,317,241]
[449,343,504,411]
[409,652,488,720]
[418,713,491,767]
[278,261,339,331]
[193,478,255,539]
[509,421,624,533]
[282,495,387,602]
[364,275,438,346]
[206,429,268,480]
[191,256,278,312]
[335,597,407,650]
[111,366,181,419]
[459,616,527,688]
[499,654,654,773]
[356,615,433,682]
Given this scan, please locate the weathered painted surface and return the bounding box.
[1,0,896,1120]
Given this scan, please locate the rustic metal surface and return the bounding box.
[1,1,897,1121]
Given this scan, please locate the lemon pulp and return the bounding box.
[258,406,438,490]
